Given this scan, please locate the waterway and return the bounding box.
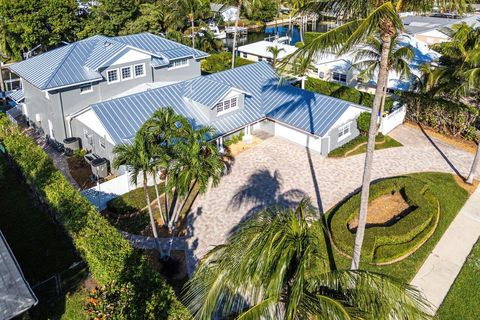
[223,21,336,49]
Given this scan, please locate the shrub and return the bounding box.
[201,52,254,74]
[305,77,394,111]
[224,131,244,147]
[401,92,479,140]
[328,176,438,264]
[356,112,371,134]
[0,115,190,319]
[107,184,162,214]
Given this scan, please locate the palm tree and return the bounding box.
[352,34,415,124]
[267,45,286,68]
[166,0,208,49]
[112,132,160,244]
[167,125,224,231]
[197,29,224,53]
[287,0,467,270]
[223,0,260,69]
[141,107,190,227]
[183,198,431,319]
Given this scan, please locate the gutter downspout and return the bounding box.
[58,91,68,139]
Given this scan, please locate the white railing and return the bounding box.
[379,105,406,135]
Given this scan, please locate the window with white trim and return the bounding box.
[107,69,119,83]
[318,71,325,79]
[168,58,189,69]
[242,52,247,58]
[99,137,106,149]
[80,83,93,94]
[338,122,351,141]
[216,97,238,115]
[134,64,145,77]
[332,72,347,83]
[121,66,132,80]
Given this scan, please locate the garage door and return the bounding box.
[274,122,322,153]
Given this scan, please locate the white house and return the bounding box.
[237,40,298,63]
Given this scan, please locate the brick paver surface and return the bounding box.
[185,125,479,272]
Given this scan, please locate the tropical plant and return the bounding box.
[221,0,260,68]
[183,198,431,319]
[353,34,415,120]
[112,132,160,245]
[287,0,467,270]
[197,29,224,53]
[166,0,209,49]
[141,107,190,228]
[267,45,286,68]
[167,125,224,233]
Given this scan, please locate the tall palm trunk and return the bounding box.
[378,74,389,129]
[351,30,393,270]
[152,168,166,226]
[231,2,242,69]
[299,16,304,44]
[466,138,480,184]
[143,173,159,239]
[190,14,195,49]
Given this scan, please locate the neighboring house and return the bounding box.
[74,61,368,172]
[0,231,38,320]
[9,32,208,151]
[402,15,480,44]
[210,3,238,22]
[312,34,441,93]
[237,40,298,63]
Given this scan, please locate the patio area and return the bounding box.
[185,124,479,272]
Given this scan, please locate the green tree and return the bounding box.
[167,125,223,232]
[288,0,467,269]
[267,45,286,68]
[112,132,160,246]
[79,0,141,38]
[183,198,431,319]
[121,1,167,35]
[353,34,414,120]
[197,30,224,53]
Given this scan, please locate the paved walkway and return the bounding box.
[186,125,479,271]
[410,186,480,315]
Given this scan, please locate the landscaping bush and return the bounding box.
[201,52,254,74]
[0,115,190,319]
[328,133,402,158]
[401,92,479,140]
[328,176,438,264]
[305,77,394,111]
[356,112,371,134]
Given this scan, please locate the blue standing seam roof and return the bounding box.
[89,62,363,145]
[9,32,208,91]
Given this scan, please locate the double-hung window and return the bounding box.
[216,97,238,115]
[168,58,189,69]
[121,66,132,80]
[134,64,145,77]
[338,122,351,141]
[332,72,347,83]
[107,69,119,84]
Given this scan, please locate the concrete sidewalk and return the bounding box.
[410,186,480,315]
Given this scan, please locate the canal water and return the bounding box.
[223,21,334,49]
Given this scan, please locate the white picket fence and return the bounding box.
[379,105,406,135]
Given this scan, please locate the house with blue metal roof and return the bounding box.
[69,61,368,168]
[9,32,208,143]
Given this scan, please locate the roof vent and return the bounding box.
[104,41,112,48]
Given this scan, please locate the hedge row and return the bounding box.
[305,77,395,111]
[0,115,190,319]
[329,176,438,264]
[401,92,479,141]
[201,52,254,74]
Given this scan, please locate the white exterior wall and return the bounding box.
[274,122,322,153]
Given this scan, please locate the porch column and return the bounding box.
[243,125,253,144]
[217,136,225,154]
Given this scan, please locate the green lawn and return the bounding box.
[322,172,469,283]
[328,134,403,158]
[0,156,87,318]
[436,238,480,319]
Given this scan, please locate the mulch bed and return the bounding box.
[67,156,95,189]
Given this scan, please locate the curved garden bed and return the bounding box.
[329,176,440,265]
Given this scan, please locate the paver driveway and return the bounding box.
[185,125,479,272]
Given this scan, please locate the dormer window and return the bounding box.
[121,66,132,80]
[216,97,238,115]
[107,69,119,84]
[169,58,189,69]
[134,64,145,77]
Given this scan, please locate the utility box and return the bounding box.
[63,137,80,151]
